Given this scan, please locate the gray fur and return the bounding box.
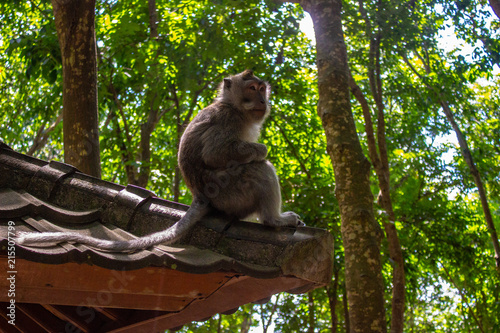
[16,70,300,252]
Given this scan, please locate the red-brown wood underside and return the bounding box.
[0,256,308,332]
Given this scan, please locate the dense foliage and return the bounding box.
[1,0,499,331]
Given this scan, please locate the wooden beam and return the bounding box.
[0,257,236,311]
[0,304,21,333]
[106,275,309,332]
[17,303,67,332]
[43,305,90,332]
[93,307,129,321]
[0,302,46,332]
[15,286,193,311]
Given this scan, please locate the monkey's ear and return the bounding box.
[223,78,232,90]
[241,69,254,79]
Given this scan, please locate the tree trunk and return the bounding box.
[490,0,500,20]
[343,284,350,333]
[52,0,101,178]
[300,0,387,331]
[350,63,406,332]
[148,0,159,38]
[240,314,251,333]
[440,100,500,271]
[356,13,406,328]
[308,292,315,333]
[326,269,339,332]
[135,103,159,188]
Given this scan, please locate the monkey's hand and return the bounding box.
[202,136,267,168]
[236,142,268,163]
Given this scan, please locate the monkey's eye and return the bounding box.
[249,85,257,91]
[259,86,265,92]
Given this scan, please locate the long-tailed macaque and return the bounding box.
[17,70,301,252]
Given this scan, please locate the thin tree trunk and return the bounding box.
[439,100,500,270]
[240,314,251,333]
[174,95,182,202]
[136,100,160,188]
[173,166,181,202]
[343,284,350,333]
[403,53,500,271]
[308,292,315,333]
[133,0,162,188]
[299,0,387,331]
[489,0,500,20]
[216,314,222,333]
[260,294,280,333]
[27,111,63,156]
[326,269,340,332]
[355,2,406,328]
[148,0,159,38]
[52,0,101,178]
[112,113,135,183]
[441,263,485,332]
[350,67,405,333]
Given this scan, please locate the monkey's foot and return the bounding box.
[267,211,303,227]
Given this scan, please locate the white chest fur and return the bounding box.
[241,123,262,142]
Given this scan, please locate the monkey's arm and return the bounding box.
[201,127,267,169]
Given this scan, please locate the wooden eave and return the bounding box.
[0,257,309,332]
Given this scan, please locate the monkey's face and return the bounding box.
[218,70,271,121]
[241,80,270,120]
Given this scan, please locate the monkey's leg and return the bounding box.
[208,160,301,227]
[256,161,301,227]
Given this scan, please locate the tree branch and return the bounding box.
[108,81,132,145]
[112,111,135,183]
[441,263,485,333]
[27,111,63,156]
[403,47,500,271]
[271,112,312,179]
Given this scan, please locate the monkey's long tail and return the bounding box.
[16,198,211,252]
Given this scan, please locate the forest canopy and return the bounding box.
[1,0,499,331]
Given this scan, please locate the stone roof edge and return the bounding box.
[0,147,188,228]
